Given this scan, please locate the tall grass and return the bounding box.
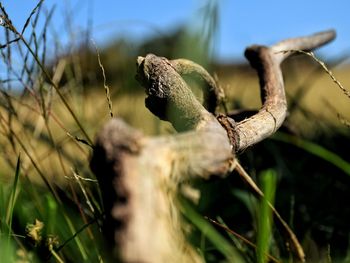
[180,194,247,262]
[256,169,277,263]
[0,2,106,261]
[273,132,350,177]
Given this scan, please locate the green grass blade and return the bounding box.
[256,169,277,263]
[6,154,21,237]
[179,197,245,263]
[46,194,57,234]
[62,212,88,260]
[273,132,350,176]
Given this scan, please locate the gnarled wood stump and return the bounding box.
[90,30,335,263]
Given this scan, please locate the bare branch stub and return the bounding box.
[91,30,336,262]
[136,54,216,132]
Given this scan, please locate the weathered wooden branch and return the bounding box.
[234,30,335,150]
[90,30,335,262]
[169,58,226,113]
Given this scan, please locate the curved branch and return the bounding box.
[92,30,336,263]
[136,54,214,131]
[271,29,336,63]
[170,58,225,113]
[233,29,336,151]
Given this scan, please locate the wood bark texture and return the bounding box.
[90,30,335,263]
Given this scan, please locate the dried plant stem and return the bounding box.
[281,49,350,98]
[92,40,114,118]
[20,36,92,144]
[235,163,305,261]
[0,2,92,144]
[206,217,281,263]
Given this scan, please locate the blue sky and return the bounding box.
[1,0,350,62]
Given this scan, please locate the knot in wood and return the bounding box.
[216,114,237,153]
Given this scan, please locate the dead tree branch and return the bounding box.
[169,58,226,113]
[234,30,335,150]
[90,30,335,262]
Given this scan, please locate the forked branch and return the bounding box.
[91,30,335,263]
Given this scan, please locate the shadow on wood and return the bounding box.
[90,30,335,263]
